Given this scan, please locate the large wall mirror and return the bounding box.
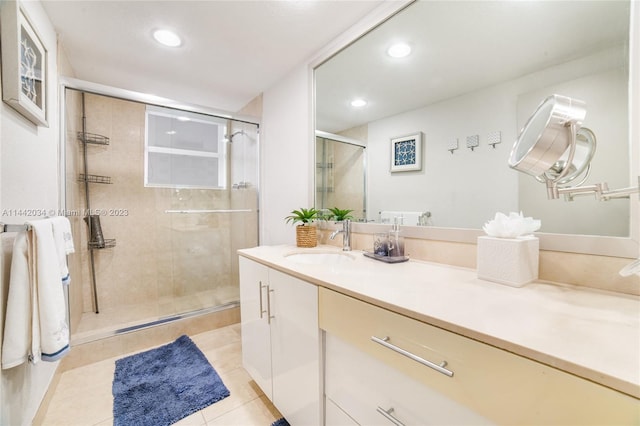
[314,0,638,257]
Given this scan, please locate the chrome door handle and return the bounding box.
[259,281,266,319]
[164,209,253,214]
[376,407,405,426]
[371,335,454,377]
[266,285,274,324]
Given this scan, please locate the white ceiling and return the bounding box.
[315,1,631,133]
[40,0,384,113]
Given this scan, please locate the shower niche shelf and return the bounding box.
[78,131,110,145]
[78,174,112,184]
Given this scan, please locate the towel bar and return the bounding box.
[0,223,31,233]
[164,209,253,214]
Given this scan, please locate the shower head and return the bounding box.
[228,130,246,142]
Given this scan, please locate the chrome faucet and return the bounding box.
[329,219,351,251]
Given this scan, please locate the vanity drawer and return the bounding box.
[325,396,358,426]
[325,332,492,425]
[319,287,640,425]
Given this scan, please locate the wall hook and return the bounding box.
[466,135,479,151]
[488,131,502,148]
[447,138,458,154]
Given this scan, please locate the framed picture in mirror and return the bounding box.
[0,0,48,127]
[390,132,422,172]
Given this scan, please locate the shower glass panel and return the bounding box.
[63,88,259,342]
[315,135,366,220]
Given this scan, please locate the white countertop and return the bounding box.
[238,245,640,399]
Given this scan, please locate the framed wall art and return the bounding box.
[390,132,422,172]
[1,0,48,126]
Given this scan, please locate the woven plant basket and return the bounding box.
[296,225,317,248]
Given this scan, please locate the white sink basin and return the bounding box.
[285,251,355,265]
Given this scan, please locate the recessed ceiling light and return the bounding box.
[176,116,190,122]
[166,130,177,135]
[351,99,367,107]
[387,43,411,58]
[153,29,182,47]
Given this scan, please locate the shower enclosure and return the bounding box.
[62,84,259,342]
[315,131,366,220]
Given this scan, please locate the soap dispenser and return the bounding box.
[388,218,405,257]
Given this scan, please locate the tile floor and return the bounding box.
[40,323,283,425]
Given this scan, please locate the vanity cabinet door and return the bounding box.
[269,269,321,426]
[239,257,322,425]
[239,256,272,400]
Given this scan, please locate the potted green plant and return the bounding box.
[285,208,319,247]
[326,207,354,222]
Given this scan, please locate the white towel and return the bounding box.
[51,216,74,285]
[1,219,70,369]
[28,219,70,363]
[1,232,31,369]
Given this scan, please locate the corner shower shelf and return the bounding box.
[78,131,110,145]
[88,238,116,249]
[78,174,112,184]
[77,95,116,314]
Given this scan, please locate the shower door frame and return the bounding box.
[58,76,261,342]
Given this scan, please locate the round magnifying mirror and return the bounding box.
[541,127,596,185]
[509,94,587,177]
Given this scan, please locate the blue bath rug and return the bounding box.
[112,335,229,426]
[272,418,290,426]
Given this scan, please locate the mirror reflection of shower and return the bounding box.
[64,87,260,343]
[315,131,366,221]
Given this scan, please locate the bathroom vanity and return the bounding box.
[238,245,640,425]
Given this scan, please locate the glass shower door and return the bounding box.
[160,118,260,316]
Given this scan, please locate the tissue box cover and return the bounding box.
[477,236,539,287]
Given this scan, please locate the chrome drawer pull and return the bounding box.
[376,406,405,426]
[371,335,454,377]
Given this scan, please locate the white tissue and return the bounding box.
[482,212,541,238]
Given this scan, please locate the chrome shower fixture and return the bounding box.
[227,130,246,142]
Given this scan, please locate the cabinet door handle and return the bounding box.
[259,281,267,319]
[376,406,405,426]
[371,335,454,377]
[266,285,273,324]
